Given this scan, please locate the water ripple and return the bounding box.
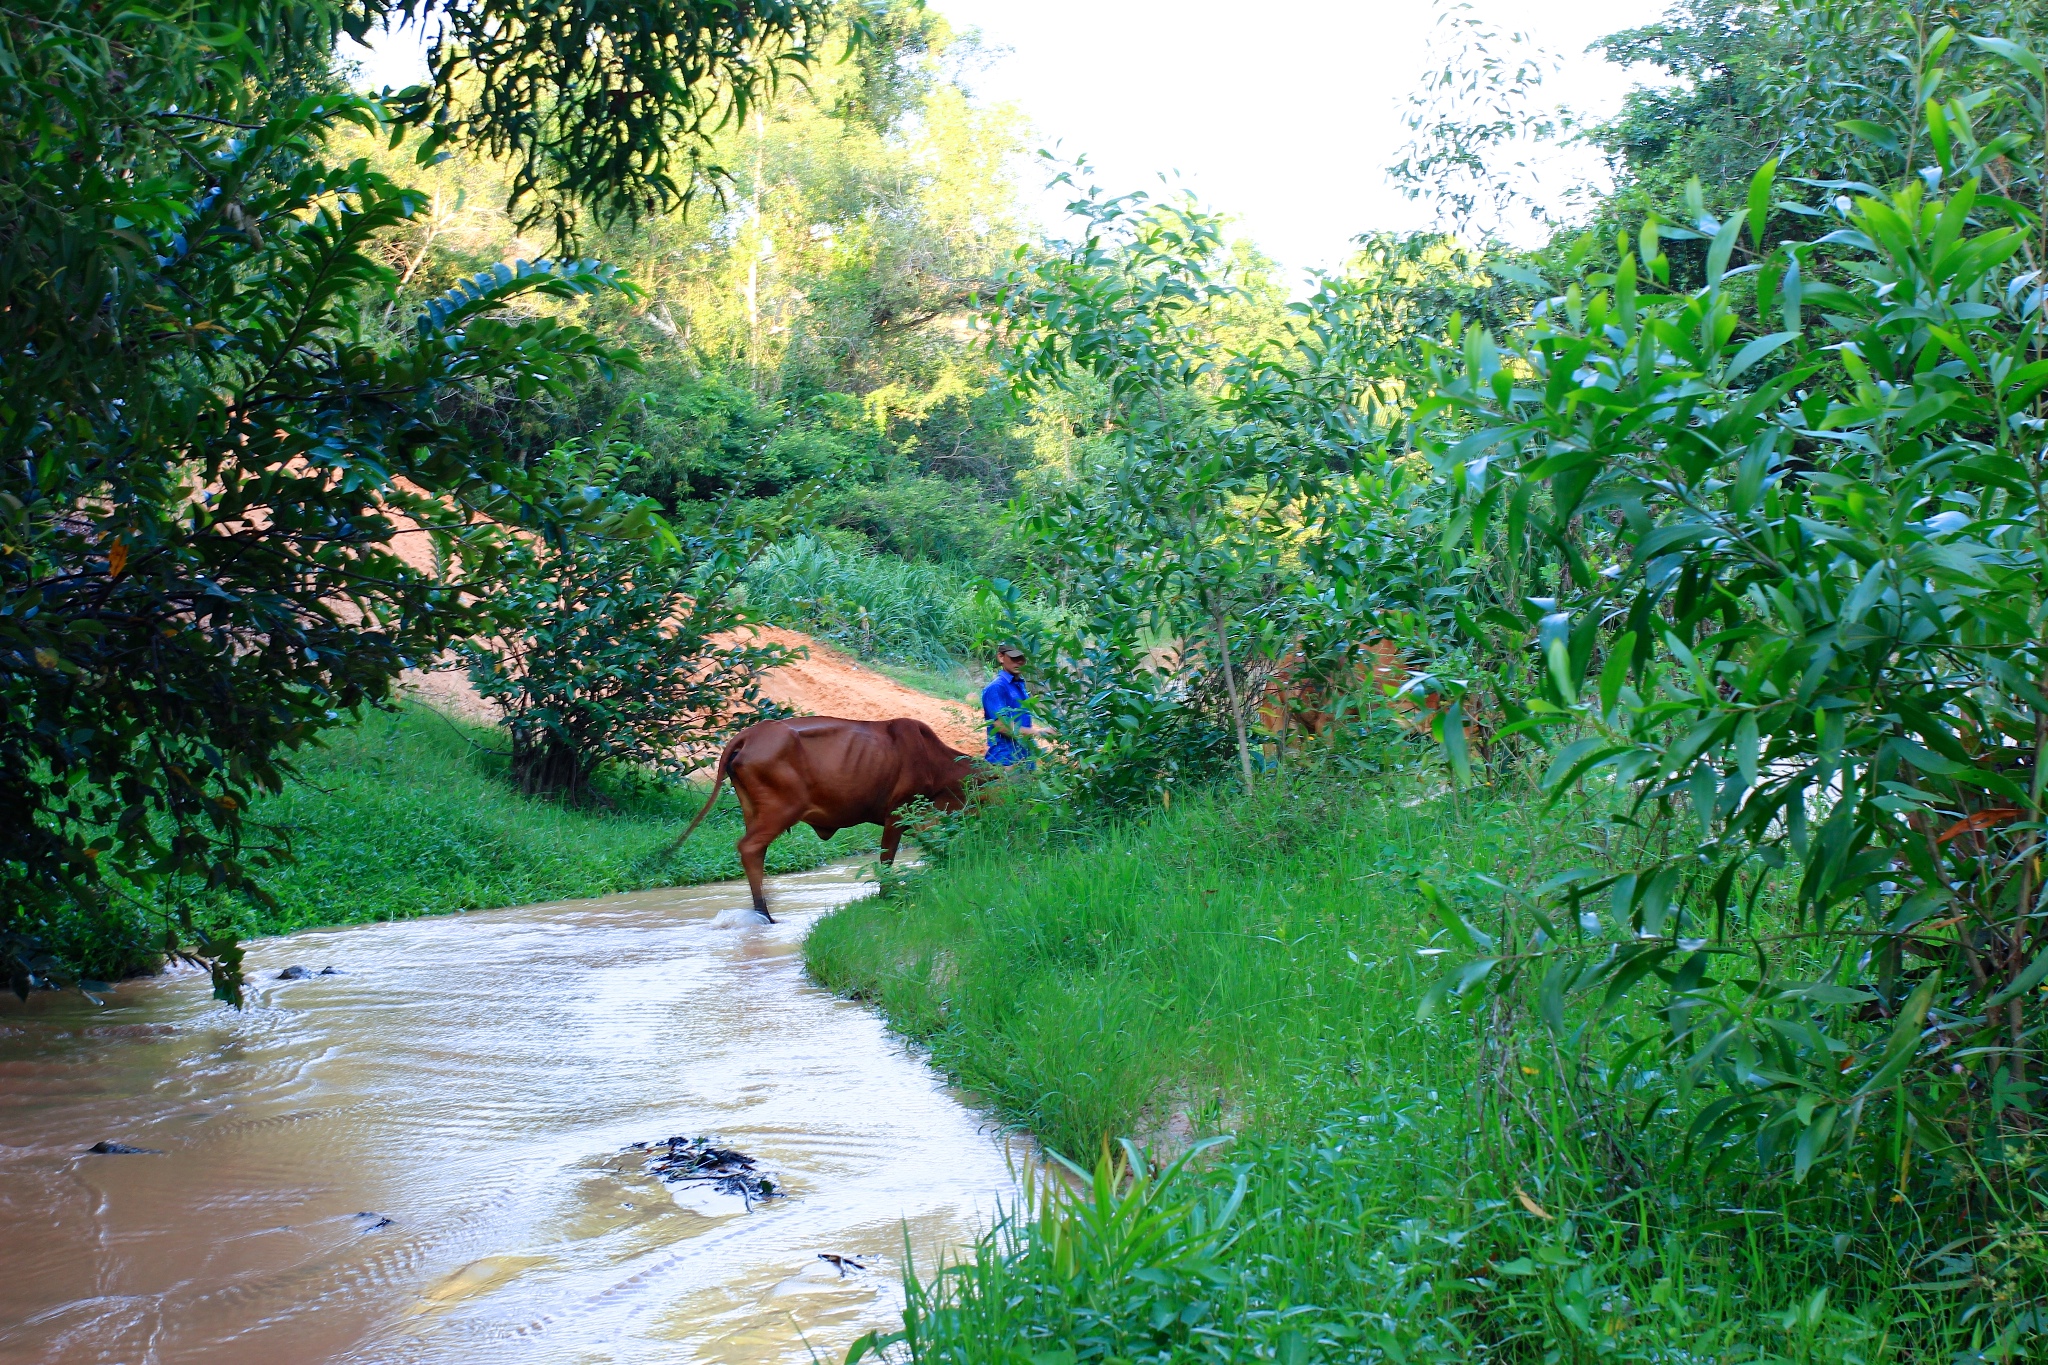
[0,864,1017,1365]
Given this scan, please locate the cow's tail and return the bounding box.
[667,735,741,854]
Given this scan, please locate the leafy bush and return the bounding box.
[0,37,652,1002]
[994,189,1310,805]
[615,367,877,505]
[817,476,1018,572]
[852,1143,1248,1365]
[463,466,795,799]
[0,0,825,1000]
[1400,147,2048,1190]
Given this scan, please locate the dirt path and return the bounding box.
[400,627,984,755]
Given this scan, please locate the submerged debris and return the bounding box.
[628,1135,783,1209]
[818,1253,867,1277]
[86,1141,162,1155]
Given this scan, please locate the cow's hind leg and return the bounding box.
[880,813,905,865]
[736,823,780,921]
[734,796,799,923]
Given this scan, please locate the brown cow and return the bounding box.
[668,716,979,921]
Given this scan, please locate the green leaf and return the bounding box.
[1836,119,1902,155]
[1543,737,1620,794]
[1417,974,1454,1020]
[1601,944,1675,1013]
[1633,521,1716,562]
[1793,1103,1838,1183]
[1776,981,1875,1006]
[1417,879,1476,950]
[1747,158,1779,251]
[1453,957,1500,996]
[1438,700,1472,787]
[1598,632,1636,718]
[1705,215,1742,288]
[1968,34,2046,83]
[1986,947,2048,1009]
[1885,888,1949,933]
[1725,330,1798,383]
[1540,958,1569,1035]
[1492,261,1550,293]
[1855,973,1938,1098]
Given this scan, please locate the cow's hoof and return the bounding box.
[710,907,775,929]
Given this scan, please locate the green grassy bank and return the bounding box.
[58,705,872,978]
[806,778,2037,1364]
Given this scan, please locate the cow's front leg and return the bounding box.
[880,813,905,865]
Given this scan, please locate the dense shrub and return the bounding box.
[817,476,1020,573]
[464,456,795,800]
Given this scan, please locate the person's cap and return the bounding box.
[998,644,1026,660]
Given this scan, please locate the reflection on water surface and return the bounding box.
[0,865,1017,1365]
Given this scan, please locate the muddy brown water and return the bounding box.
[0,865,1021,1364]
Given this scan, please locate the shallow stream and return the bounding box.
[0,865,1018,1364]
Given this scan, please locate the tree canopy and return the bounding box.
[0,0,829,998]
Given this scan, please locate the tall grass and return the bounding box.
[742,533,1026,670]
[809,776,2048,1363]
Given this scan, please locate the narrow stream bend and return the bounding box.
[0,864,1019,1365]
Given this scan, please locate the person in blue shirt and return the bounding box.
[981,644,1046,767]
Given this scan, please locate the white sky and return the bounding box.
[937,0,1654,277]
[347,0,1660,281]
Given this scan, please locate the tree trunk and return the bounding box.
[1209,602,1256,794]
[510,723,591,802]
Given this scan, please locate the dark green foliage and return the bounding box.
[817,477,1015,572]
[954,0,2048,1213]
[0,0,827,998]
[0,19,646,1000]
[804,5,2048,1360]
[1589,0,1787,213]
[1402,158,2048,1188]
[1588,0,2048,216]
[610,368,869,505]
[996,188,1300,804]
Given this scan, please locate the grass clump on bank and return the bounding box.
[232,705,871,938]
[809,776,2047,1364]
[55,704,869,977]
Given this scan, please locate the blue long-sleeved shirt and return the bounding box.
[981,671,1033,766]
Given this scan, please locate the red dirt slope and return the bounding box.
[400,627,984,755]
[727,626,982,752]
